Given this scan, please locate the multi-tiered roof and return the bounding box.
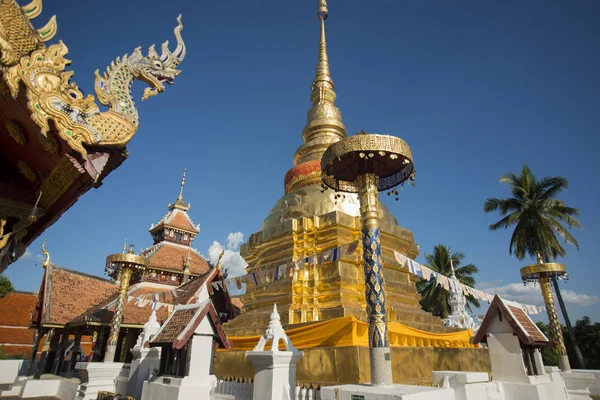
[142,170,210,279]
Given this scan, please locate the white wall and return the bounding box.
[188,317,214,378]
[488,333,528,384]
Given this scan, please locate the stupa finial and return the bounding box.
[291,0,347,169]
[313,0,333,91]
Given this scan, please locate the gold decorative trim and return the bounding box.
[37,154,82,209]
[17,160,36,182]
[38,131,58,154]
[1,13,186,158]
[6,120,26,145]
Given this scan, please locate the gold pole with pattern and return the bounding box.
[520,255,570,371]
[103,244,148,362]
[321,131,415,386]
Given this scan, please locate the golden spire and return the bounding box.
[314,0,333,91]
[293,0,347,167]
[122,239,127,254]
[41,240,50,269]
[168,169,190,211]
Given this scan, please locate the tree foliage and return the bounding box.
[0,274,13,298]
[483,164,583,261]
[537,317,600,369]
[416,244,480,319]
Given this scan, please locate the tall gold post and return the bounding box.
[521,256,571,372]
[321,132,415,386]
[539,274,570,371]
[103,244,147,363]
[357,173,392,386]
[104,266,133,362]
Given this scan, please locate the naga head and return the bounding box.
[130,15,186,101]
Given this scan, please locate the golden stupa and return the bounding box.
[216,0,490,385]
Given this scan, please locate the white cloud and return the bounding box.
[207,235,248,278]
[477,280,599,308]
[226,232,244,250]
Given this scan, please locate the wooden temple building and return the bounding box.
[0,0,185,272]
[21,176,240,378]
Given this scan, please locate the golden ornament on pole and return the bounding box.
[103,243,148,362]
[321,131,415,386]
[520,255,570,371]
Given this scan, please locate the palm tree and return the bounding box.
[417,244,480,319]
[483,164,585,368]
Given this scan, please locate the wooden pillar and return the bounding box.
[26,329,44,376]
[67,330,83,378]
[34,328,54,379]
[53,331,70,375]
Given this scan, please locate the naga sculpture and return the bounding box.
[2,14,186,158]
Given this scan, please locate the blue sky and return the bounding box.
[5,0,600,323]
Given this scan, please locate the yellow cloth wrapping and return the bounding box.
[220,316,475,351]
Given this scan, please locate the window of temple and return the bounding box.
[176,232,182,242]
[183,234,188,241]
[169,230,174,238]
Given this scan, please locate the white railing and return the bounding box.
[114,364,131,396]
[214,379,320,400]
[295,385,321,400]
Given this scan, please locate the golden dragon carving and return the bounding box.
[1,11,185,158]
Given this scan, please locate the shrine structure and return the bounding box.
[0,0,185,271]
[25,173,239,378]
[216,0,490,386]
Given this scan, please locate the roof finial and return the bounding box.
[178,168,186,200]
[168,169,190,211]
[313,0,333,91]
[41,239,50,269]
[122,239,127,254]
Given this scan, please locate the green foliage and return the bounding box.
[565,316,600,369]
[483,164,583,261]
[536,321,558,366]
[416,244,480,319]
[0,274,13,298]
[536,317,600,369]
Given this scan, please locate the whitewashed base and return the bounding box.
[75,362,124,400]
[141,375,217,400]
[560,370,594,400]
[572,370,600,397]
[320,384,455,400]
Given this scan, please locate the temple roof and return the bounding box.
[31,264,117,328]
[69,267,235,327]
[473,295,549,346]
[142,241,209,275]
[151,299,232,350]
[150,208,200,234]
[69,284,173,326]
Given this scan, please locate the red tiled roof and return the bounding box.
[152,308,196,343]
[70,285,173,326]
[152,300,232,350]
[144,242,210,275]
[508,305,548,344]
[45,266,117,326]
[473,295,549,346]
[0,292,36,327]
[151,209,199,234]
